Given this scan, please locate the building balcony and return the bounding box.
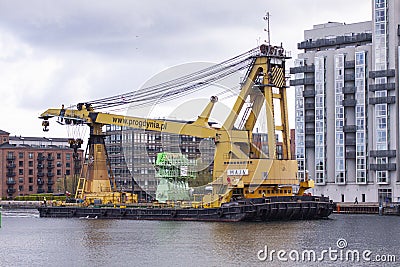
[47,156,54,161]
[343,125,357,133]
[290,79,305,86]
[6,179,16,185]
[37,179,45,185]
[289,65,315,74]
[345,151,356,159]
[290,78,315,86]
[37,156,45,161]
[47,173,54,177]
[7,188,16,194]
[37,164,44,169]
[369,150,396,158]
[47,164,55,169]
[305,115,315,122]
[305,140,315,148]
[369,96,396,105]
[305,128,315,135]
[345,138,356,146]
[369,83,396,92]
[369,163,396,171]
[6,163,16,169]
[369,69,396,78]
[297,32,372,50]
[304,103,315,110]
[344,73,355,81]
[303,90,315,98]
[342,99,357,106]
[6,172,16,177]
[344,60,355,69]
[47,179,54,185]
[342,86,356,94]
[6,155,16,160]
[37,188,45,194]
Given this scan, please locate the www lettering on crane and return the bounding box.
[112,117,166,130]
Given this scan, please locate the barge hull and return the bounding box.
[38,196,334,222]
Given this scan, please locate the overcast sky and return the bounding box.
[0,0,371,139]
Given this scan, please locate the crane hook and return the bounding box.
[42,120,50,132]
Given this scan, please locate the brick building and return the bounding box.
[0,130,83,199]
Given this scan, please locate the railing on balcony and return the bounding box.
[369,69,396,78]
[369,96,396,105]
[6,179,16,185]
[369,83,396,92]
[342,99,357,107]
[369,150,396,158]
[6,163,16,168]
[369,163,396,171]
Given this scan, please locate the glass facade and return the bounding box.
[314,56,325,184]
[334,54,345,184]
[294,59,305,181]
[355,51,367,183]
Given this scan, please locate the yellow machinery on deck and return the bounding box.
[39,44,314,208]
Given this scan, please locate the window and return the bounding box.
[28,152,33,159]
[377,171,388,184]
[57,169,61,176]
[19,152,24,159]
[19,177,24,183]
[19,169,23,175]
[28,161,33,167]
[66,154,71,160]
[29,185,33,191]
[57,153,61,159]
[19,161,23,167]
[66,170,71,175]
[66,162,71,168]
[29,169,33,175]
[29,177,33,183]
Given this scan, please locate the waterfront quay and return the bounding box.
[335,202,400,215]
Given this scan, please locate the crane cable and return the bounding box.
[80,47,260,110]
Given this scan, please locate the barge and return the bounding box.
[38,196,334,222]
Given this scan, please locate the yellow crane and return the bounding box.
[39,44,314,208]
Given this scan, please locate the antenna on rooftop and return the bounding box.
[263,12,271,46]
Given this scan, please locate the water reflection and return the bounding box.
[0,213,399,266]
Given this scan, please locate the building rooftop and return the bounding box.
[9,136,69,143]
[0,129,10,135]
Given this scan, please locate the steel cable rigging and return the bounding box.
[80,47,260,110]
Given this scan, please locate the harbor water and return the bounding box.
[0,209,399,266]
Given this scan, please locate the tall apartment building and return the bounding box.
[0,130,83,199]
[292,0,400,203]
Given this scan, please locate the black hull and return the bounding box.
[38,196,334,222]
